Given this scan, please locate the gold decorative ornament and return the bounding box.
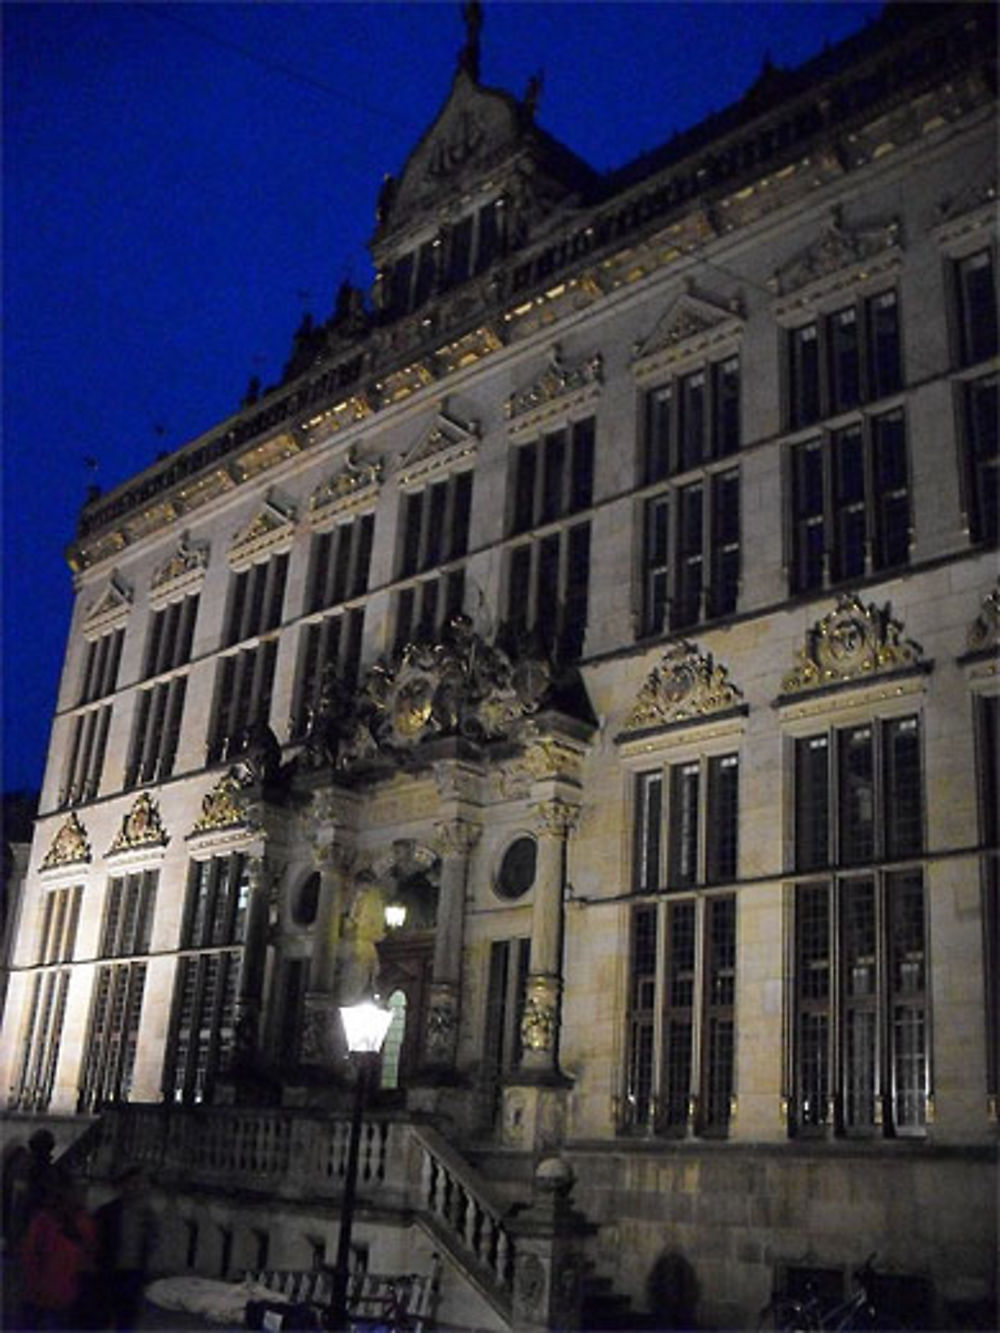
[41,812,92,870]
[781,594,923,695]
[107,792,169,854]
[966,584,999,655]
[620,641,743,735]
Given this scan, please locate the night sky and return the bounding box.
[3,0,883,797]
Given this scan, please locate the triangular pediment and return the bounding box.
[632,287,743,380]
[618,642,745,741]
[772,206,901,304]
[107,793,170,856]
[188,772,259,841]
[82,573,132,638]
[397,407,480,487]
[229,494,296,570]
[780,595,924,697]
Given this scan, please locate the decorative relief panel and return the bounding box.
[41,812,91,871]
[781,594,924,696]
[631,282,743,382]
[81,573,132,638]
[397,407,480,488]
[771,205,902,310]
[619,642,744,739]
[308,446,383,525]
[188,772,260,839]
[506,345,602,433]
[149,533,209,607]
[107,793,169,856]
[228,493,297,570]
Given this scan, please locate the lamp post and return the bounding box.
[327,999,393,1331]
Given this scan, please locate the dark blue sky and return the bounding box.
[2,0,882,795]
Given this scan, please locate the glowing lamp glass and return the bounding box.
[339,1000,393,1055]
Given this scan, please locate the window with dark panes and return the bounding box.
[510,419,594,534]
[786,290,902,428]
[291,609,364,738]
[78,961,147,1111]
[166,854,251,1103]
[101,871,157,958]
[961,374,999,545]
[206,642,277,764]
[11,970,70,1112]
[622,895,736,1138]
[61,704,112,807]
[633,755,739,894]
[505,523,590,664]
[643,357,740,479]
[794,718,922,872]
[414,239,438,309]
[80,628,124,705]
[792,874,928,1136]
[640,469,740,635]
[977,695,999,1114]
[126,677,186,788]
[307,514,374,613]
[789,410,910,595]
[224,555,288,648]
[954,250,998,367]
[144,595,199,679]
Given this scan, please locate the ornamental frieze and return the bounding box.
[966,584,1000,657]
[107,793,169,855]
[619,642,744,737]
[531,799,580,841]
[506,345,602,427]
[41,812,91,871]
[781,595,923,696]
[149,533,208,605]
[308,446,383,523]
[189,772,259,837]
[771,205,901,304]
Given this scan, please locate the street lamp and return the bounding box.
[326,999,393,1331]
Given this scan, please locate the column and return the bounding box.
[424,817,480,1073]
[234,850,270,1063]
[519,797,578,1078]
[301,786,359,1068]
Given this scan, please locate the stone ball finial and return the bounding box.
[534,1155,575,1198]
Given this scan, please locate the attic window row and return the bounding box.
[378,198,507,319]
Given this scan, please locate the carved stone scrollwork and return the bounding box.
[432,818,482,860]
[516,1254,546,1311]
[771,205,901,298]
[506,344,603,422]
[189,771,258,836]
[531,799,579,841]
[781,594,923,695]
[41,812,92,870]
[107,792,169,855]
[967,584,1000,655]
[425,982,459,1063]
[620,641,743,735]
[520,974,561,1053]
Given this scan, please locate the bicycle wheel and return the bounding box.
[757,1296,816,1331]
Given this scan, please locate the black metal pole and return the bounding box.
[327,1052,370,1330]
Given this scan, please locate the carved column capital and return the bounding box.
[531,799,580,841]
[432,818,482,860]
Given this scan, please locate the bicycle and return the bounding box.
[757,1254,906,1331]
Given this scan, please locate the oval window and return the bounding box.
[293,871,320,926]
[496,836,537,900]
